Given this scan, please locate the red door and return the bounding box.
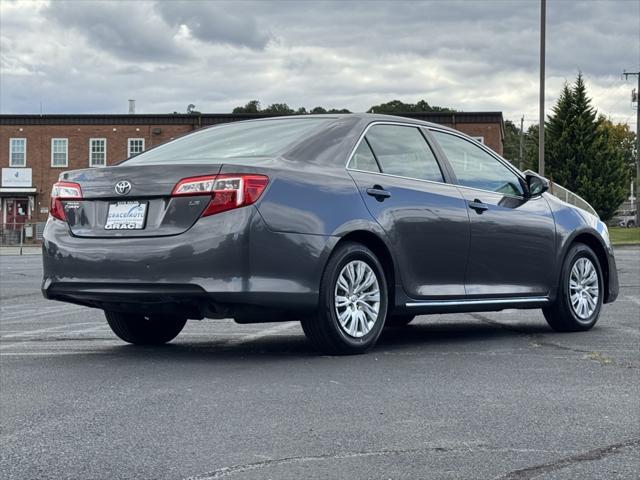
[6,199,29,230]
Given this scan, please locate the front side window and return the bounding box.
[51,138,68,167]
[128,138,145,157]
[9,138,26,167]
[431,131,524,196]
[89,138,106,167]
[364,125,444,182]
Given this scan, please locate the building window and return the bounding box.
[51,138,68,167]
[127,138,145,157]
[89,138,106,167]
[472,136,485,144]
[9,138,26,167]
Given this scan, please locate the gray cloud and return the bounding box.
[154,0,272,50]
[1,0,638,129]
[44,1,186,62]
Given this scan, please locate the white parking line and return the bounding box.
[1,321,101,339]
[0,321,301,355]
[0,351,107,357]
[1,306,87,323]
[623,295,640,306]
[226,321,299,346]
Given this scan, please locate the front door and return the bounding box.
[430,130,556,297]
[5,198,29,230]
[348,124,470,299]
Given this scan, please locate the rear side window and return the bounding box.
[431,131,524,196]
[363,125,444,182]
[350,140,381,173]
[125,118,333,165]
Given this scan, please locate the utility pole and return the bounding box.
[539,0,546,176]
[519,115,525,171]
[622,70,640,227]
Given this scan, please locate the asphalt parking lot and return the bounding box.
[1,248,638,480]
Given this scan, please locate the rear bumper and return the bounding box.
[42,206,337,317]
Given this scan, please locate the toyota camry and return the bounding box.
[42,114,618,354]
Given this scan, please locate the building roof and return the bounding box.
[0,111,504,126]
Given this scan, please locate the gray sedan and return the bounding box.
[42,114,618,354]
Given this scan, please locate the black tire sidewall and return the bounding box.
[321,243,388,351]
[559,244,604,328]
[105,311,186,345]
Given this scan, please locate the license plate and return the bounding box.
[105,201,147,230]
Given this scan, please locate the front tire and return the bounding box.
[543,243,603,332]
[302,242,388,354]
[105,311,187,345]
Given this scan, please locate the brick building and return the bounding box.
[0,111,504,234]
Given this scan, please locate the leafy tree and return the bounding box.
[232,100,261,114]
[367,99,455,114]
[262,103,295,114]
[231,102,351,115]
[522,124,540,173]
[502,119,521,168]
[572,118,631,220]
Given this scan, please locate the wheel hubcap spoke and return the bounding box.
[334,260,380,338]
[568,257,599,321]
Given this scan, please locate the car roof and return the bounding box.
[236,112,462,135]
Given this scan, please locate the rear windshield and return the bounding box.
[125,118,333,165]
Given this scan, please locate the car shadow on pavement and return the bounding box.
[95,319,553,362]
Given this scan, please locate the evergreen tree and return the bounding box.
[545,82,576,187]
[545,73,631,220]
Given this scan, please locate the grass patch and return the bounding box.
[609,227,640,245]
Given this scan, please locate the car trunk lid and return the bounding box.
[57,164,223,238]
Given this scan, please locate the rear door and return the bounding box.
[430,129,556,297]
[348,123,469,299]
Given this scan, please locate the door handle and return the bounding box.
[468,199,488,213]
[366,186,391,201]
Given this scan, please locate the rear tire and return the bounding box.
[105,311,187,345]
[385,315,416,327]
[543,243,603,332]
[301,242,388,355]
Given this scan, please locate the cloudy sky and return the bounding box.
[1,0,638,128]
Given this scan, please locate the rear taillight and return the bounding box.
[50,181,82,221]
[172,174,269,217]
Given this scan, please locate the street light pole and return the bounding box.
[539,0,546,177]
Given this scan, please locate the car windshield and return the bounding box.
[125,118,333,165]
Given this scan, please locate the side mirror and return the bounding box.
[525,173,549,197]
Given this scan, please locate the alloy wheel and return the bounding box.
[569,257,599,321]
[334,260,381,338]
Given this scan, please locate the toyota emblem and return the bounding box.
[115,180,132,195]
